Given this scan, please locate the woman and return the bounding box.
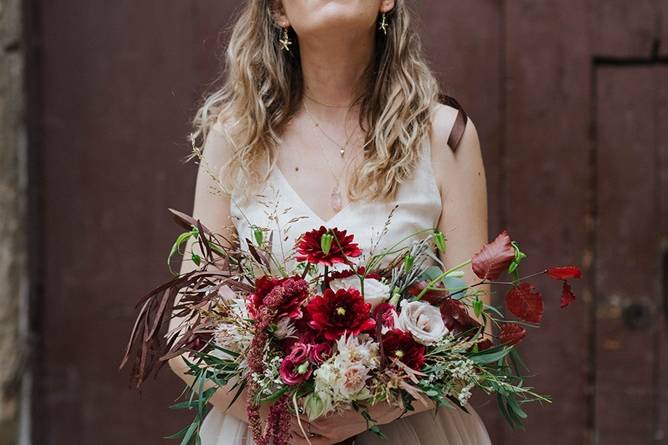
[169,1,492,444]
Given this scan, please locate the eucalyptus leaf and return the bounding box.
[179,421,199,445]
[469,346,512,364]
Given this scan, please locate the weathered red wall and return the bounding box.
[32,1,668,443]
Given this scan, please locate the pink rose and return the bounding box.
[308,343,332,365]
[279,343,313,386]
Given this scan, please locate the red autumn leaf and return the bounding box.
[560,281,576,308]
[505,282,544,323]
[499,323,527,346]
[547,266,582,280]
[472,229,516,280]
[407,280,449,305]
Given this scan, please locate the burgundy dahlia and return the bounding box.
[305,287,376,341]
[296,226,362,266]
[248,275,309,320]
[382,328,426,370]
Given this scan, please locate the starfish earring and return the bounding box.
[379,12,388,35]
[279,27,292,52]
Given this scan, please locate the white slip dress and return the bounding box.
[199,122,492,445]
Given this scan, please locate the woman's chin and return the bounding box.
[289,0,379,37]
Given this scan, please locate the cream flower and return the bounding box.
[339,364,371,397]
[273,316,296,339]
[329,276,390,309]
[303,392,333,421]
[334,333,380,368]
[396,299,448,345]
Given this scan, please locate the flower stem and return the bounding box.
[415,259,472,300]
[485,269,548,285]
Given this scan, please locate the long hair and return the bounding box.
[190,0,441,202]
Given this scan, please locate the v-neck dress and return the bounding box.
[199,122,492,445]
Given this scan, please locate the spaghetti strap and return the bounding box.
[438,94,468,153]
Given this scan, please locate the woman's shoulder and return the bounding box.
[428,100,483,194]
[203,116,237,163]
[428,99,476,154]
[193,115,240,194]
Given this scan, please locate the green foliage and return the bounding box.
[472,297,484,317]
[168,228,199,273]
[353,402,386,439]
[165,348,241,445]
[508,241,527,282]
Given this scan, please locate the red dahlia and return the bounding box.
[382,329,426,370]
[248,275,309,320]
[305,287,376,341]
[296,226,362,266]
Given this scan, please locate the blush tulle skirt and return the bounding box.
[199,403,492,445]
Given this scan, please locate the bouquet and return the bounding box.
[120,209,582,445]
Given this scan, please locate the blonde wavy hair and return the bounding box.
[190,0,441,203]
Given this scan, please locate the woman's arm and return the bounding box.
[430,103,491,323]
[165,122,259,423]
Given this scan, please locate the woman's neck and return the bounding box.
[298,32,375,108]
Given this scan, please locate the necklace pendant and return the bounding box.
[339,148,345,157]
[331,187,343,212]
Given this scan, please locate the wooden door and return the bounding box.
[594,65,668,444]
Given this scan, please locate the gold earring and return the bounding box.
[279,27,292,52]
[379,12,388,35]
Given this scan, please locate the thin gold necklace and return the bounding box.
[303,91,352,109]
[303,99,354,158]
[312,139,362,213]
[304,111,362,212]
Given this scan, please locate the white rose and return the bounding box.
[396,300,448,345]
[329,276,390,309]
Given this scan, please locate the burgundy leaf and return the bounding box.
[472,229,516,280]
[560,281,576,308]
[407,280,449,305]
[505,282,544,323]
[499,323,527,346]
[477,338,494,351]
[547,265,582,280]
